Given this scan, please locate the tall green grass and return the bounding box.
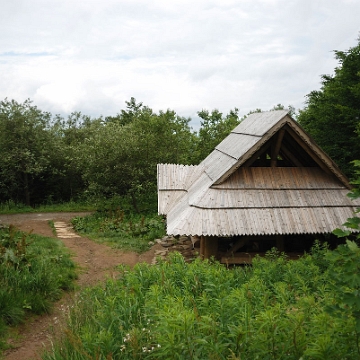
[0,200,96,214]
[42,244,360,360]
[0,226,77,352]
[71,208,166,253]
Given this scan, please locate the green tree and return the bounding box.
[0,99,54,206]
[105,97,144,126]
[271,103,296,118]
[78,99,195,211]
[298,37,360,177]
[48,112,102,202]
[193,108,240,163]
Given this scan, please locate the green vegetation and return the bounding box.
[41,245,360,360]
[298,37,360,177]
[0,225,77,351]
[0,200,96,214]
[0,96,294,212]
[72,208,166,253]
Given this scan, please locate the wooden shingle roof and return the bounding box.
[157,110,360,236]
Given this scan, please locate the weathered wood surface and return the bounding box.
[211,167,343,190]
[166,206,359,236]
[157,111,359,237]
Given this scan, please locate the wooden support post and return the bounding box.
[276,235,284,252]
[271,129,285,167]
[200,236,218,260]
[200,236,205,259]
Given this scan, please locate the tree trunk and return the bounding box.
[130,192,140,214]
[24,172,31,206]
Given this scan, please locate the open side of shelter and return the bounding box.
[157,110,360,264]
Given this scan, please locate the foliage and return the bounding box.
[47,111,99,203]
[72,205,165,253]
[326,241,360,344]
[329,160,360,353]
[0,226,77,351]
[349,159,360,200]
[0,99,54,206]
[0,100,95,206]
[192,107,240,163]
[42,248,360,360]
[333,159,360,240]
[0,200,33,214]
[298,37,360,177]
[0,200,96,214]
[74,98,196,211]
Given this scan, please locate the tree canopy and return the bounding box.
[298,37,360,177]
[0,99,54,205]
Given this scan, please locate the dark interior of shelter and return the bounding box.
[191,232,347,265]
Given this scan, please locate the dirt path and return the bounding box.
[0,212,161,360]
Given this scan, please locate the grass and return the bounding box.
[71,208,166,253]
[0,200,96,214]
[0,225,77,352]
[41,245,360,360]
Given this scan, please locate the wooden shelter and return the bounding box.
[157,110,360,263]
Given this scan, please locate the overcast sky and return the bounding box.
[1,0,359,128]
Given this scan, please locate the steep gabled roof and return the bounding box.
[157,110,360,236]
[200,110,349,186]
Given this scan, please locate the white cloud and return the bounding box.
[0,0,359,126]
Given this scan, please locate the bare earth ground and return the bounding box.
[0,212,162,360]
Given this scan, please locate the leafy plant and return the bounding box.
[0,226,77,352]
[72,209,165,253]
[42,250,360,360]
[0,225,32,269]
[325,240,360,355]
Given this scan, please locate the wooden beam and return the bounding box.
[225,236,249,256]
[284,125,333,175]
[242,142,272,167]
[280,144,304,167]
[271,129,285,167]
[200,236,218,260]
